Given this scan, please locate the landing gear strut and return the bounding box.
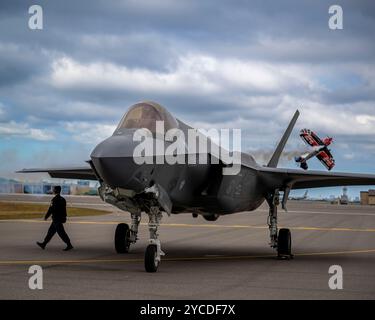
[266,190,293,259]
[145,206,165,272]
[114,206,165,272]
[114,211,141,253]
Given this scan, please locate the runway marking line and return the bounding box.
[0,249,375,266]
[1,219,375,233]
[255,208,375,217]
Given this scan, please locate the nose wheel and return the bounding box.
[114,212,141,254]
[114,223,131,253]
[145,244,159,272]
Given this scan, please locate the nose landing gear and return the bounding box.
[113,205,165,272]
[145,206,165,272]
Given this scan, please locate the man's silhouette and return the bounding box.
[37,186,73,251]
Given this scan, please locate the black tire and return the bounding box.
[301,162,308,170]
[277,228,292,256]
[115,223,130,253]
[145,244,159,272]
[203,214,219,221]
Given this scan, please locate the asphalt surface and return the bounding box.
[1,195,375,299]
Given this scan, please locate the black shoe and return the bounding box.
[37,242,46,250]
[63,244,73,251]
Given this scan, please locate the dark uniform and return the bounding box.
[37,191,73,250]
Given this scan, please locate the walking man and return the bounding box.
[37,186,73,251]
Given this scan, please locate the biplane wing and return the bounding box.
[316,148,335,170]
[300,129,324,147]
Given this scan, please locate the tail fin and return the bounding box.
[267,110,300,168]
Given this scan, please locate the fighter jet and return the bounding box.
[289,190,308,201]
[18,101,375,272]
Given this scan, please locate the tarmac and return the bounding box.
[1,194,375,299]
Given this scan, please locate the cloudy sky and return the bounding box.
[0,0,375,196]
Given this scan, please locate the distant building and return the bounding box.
[23,182,71,195]
[0,181,23,193]
[360,190,375,205]
[77,180,90,186]
[0,178,98,196]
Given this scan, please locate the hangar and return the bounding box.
[360,190,375,205]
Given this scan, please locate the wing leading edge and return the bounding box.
[17,166,97,181]
[257,166,375,190]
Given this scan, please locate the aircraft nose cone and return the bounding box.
[90,134,147,191]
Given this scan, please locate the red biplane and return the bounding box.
[295,129,335,170]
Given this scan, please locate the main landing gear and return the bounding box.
[114,207,165,272]
[266,189,293,259]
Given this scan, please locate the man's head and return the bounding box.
[53,185,62,195]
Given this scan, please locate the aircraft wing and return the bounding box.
[316,148,335,171]
[257,166,375,190]
[300,129,324,147]
[17,166,97,180]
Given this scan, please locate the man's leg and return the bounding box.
[37,222,57,249]
[55,222,73,250]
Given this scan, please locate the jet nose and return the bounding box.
[90,134,149,192]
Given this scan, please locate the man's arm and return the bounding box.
[44,200,53,220]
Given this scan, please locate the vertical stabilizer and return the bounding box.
[267,110,300,168]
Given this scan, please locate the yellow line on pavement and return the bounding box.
[294,248,375,257]
[2,219,375,233]
[1,248,375,266]
[0,258,143,265]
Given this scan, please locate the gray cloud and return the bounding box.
[0,0,374,174]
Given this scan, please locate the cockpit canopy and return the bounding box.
[115,101,179,134]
